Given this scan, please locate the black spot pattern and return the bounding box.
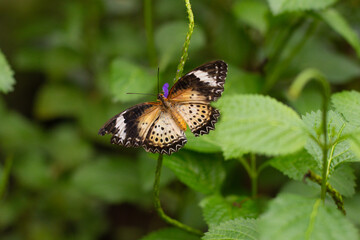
[170,60,227,102]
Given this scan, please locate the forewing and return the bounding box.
[176,103,220,136]
[168,60,227,103]
[98,102,161,147]
[143,111,187,155]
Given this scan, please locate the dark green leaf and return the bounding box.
[320,9,360,57]
[140,227,200,240]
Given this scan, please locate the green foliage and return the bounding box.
[200,195,259,229]
[267,0,337,15]
[302,110,359,172]
[0,50,15,93]
[163,151,225,195]
[109,58,157,102]
[155,21,205,71]
[215,94,307,158]
[332,90,360,127]
[141,227,201,240]
[269,149,318,181]
[202,218,258,240]
[72,157,145,203]
[259,194,358,240]
[1,0,360,239]
[319,9,360,58]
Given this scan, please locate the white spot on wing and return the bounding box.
[115,114,126,139]
[192,70,217,87]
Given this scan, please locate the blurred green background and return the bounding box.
[1,0,360,239]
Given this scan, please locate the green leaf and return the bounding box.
[269,149,318,181]
[202,218,258,240]
[267,0,337,15]
[72,157,143,203]
[233,0,269,34]
[302,110,359,173]
[140,227,200,240]
[0,50,15,93]
[332,90,360,126]
[345,193,360,226]
[34,84,85,119]
[319,9,360,58]
[259,194,358,240]
[328,163,356,198]
[12,152,53,190]
[200,195,260,229]
[290,38,360,84]
[163,151,225,195]
[46,125,93,169]
[184,129,222,153]
[215,94,307,157]
[109,58,157,102]
[223,65,263,96]
[155,21,205,70]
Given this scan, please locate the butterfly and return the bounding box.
[98,60,227,155]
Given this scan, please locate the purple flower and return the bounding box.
[162,83,169,98]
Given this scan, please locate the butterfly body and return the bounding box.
[99,60,227,155]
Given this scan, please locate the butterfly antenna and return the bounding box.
[157,67,160,95]
[126,92,157,96]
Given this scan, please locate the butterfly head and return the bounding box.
[162,83,169,98]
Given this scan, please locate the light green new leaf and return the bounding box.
[332,90,360,126]
[109,58,157,102]
[302,110,359,173]
[202,218,258,240]
[163,151,225,195]
[328,163,356,198]
[215,95,307,157]
[269,149,318,181]
[259,194,358,240]
[140,227,200,240]
[200,195,259,229]
[155,21,205,71]
[267,0,337,15]
[0,50,15,93]
[72,157,143,203]
[320,9,360,58]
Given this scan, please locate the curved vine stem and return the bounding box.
[153,154,203,236]
[174,0,194,81]
[289,69,331,201]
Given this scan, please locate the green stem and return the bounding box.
[289,69,330,201]
[175,0,194,81]
[0,155,13,200]
[250,154,257,198]
[238,155,258,198]
[304,170,345,214]
[153,154,203,236]
[144,0,157,67]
